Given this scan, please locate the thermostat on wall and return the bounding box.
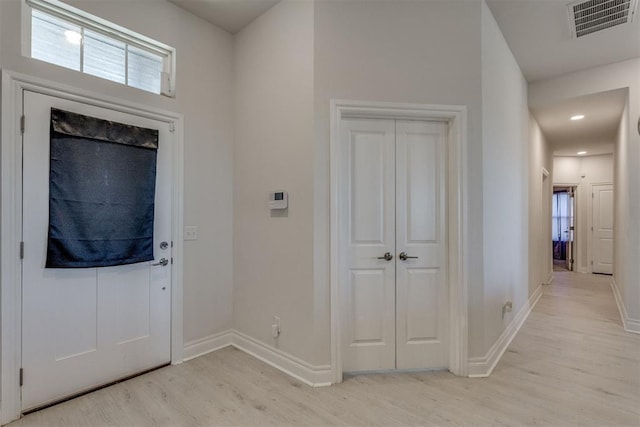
[269,191,288,210]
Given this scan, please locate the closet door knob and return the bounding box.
[399,252,418,261]
[377,252,393,261]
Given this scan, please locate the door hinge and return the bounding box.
[591,260,594,265]
[169,122,175,133]
[19,368,23,386]
[171,257,174,265]
[20,241,24,260]
[20,115,25,134]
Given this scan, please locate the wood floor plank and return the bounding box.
[9,271,640,426]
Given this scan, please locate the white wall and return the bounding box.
[233,0,316,362]
[553,155,614,273]
[0,0,235,345]
[531,59,639,324]
[313,0,485,360]
[480,1,530,352]
[614,96,640,328]
[529,117,553,293]
[614,101,632,319]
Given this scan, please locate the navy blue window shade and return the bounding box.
[46,108,158,268]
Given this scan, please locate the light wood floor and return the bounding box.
[11,272,640,426]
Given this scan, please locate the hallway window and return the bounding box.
[26,0,175,97]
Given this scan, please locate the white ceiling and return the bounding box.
[531,88,627,156]
[486,0,639,157]
[486,0,640,83]
[168,0,280,34]
[168,0,637,157]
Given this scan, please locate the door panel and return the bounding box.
[404,268,439,341]
[592,184,613,274]
[340,119,396,371]
[350,270,387,342]
[108,265,152,344]
[351,134,386,243]
[52,277,98,360]
[405,131,438,243]
[395,121,447,370]
[21,91,172,411]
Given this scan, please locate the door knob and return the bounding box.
[399,252,418,261]
[377,252,393,261]
[152,258,169,267]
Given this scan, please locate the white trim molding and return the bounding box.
[468,285,544,377]
[0,70,185,425]
[610,278,640,334]
[182,330,332,387]
[233,331,332,387]
[546,270,554,285]
[183,331,235,362]
[329,99,469,383]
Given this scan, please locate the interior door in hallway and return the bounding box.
[592,183,613,274]
[21,91,173,411]
[339,118,448,372]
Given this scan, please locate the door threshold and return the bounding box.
[21,363,170,416]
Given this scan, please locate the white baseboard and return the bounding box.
[182,330,332,386]
[468,285,543,377]
[546,270,554,285]
[232,330,332,387]
[610,278,640,334]
[183,330,234,361]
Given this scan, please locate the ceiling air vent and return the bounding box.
[568,0,638,38]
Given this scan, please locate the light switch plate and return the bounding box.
[184,226,198,241]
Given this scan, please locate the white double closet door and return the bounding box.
[340,118,448,372]
[21,91,172,411]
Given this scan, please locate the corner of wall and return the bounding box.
[610,278,640,334]
[479,0,530,358]
[468,284,543,377]
[183,329,333,386]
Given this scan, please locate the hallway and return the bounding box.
[11,272,640,426]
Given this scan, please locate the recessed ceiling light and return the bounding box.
[570,115,585,121]
[577,151,587,155]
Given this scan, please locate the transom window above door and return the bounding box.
[24,0,176,97]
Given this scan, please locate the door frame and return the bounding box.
[553,183,580,272]
[1,70,185,423]
[330,99,468,382]
[541,168,553,283]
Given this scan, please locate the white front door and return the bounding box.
[21,90,172,411]
[592,183,613,275]
[339,118,448,372]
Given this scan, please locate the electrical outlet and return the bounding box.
[184,226,198,241]
[272,316,281,338]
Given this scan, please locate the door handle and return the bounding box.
[399,252,418,261]
[152,258,169,267]
[377,252,393,261]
